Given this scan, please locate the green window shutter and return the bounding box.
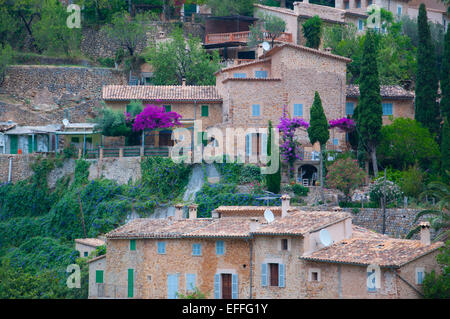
[96,270,104,284]
[130,239,136,251]
[28,136,33,154]
[10,135,18,154]
[128,269,134,298]
[201,105,209,117]
[164,105,171,112]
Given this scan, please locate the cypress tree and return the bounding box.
[415,4,439,135]
[302,15,322,49]
[441,29,450,120]
[442,119,450,182]
[356,30,382,177]
[307,91,329,201]
[266,120,281,194]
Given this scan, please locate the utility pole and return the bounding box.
[382,167,387,234]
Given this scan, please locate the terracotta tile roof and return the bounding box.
[102,85,222,102]
[86,254,106,264]
[408,0,449,13]
[222,77,282,83]
[185,218,254,238]
[344,9,369,18]
[215,206,282,217]
[347,84,415,99]
[265,43,352,63]
[301,236,443,268]
[215,58,271,75]
[254,3,298,17]
[251,210,351,236]
[75,238,106,247]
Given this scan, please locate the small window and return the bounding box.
[416,268,425,285]
[216,241,225,255]
[397,5,402,16]
[308,268,321,282]
[358,20,364,31]
[367,270,377,292]
[333,138,339,145]
[84,251,89,257]
[293,104,303,117]
[382,103,393,116]
[356,0,361,8]
[345,1,349,9]
[233,73,246,78]
[252,104,261,117]
[201,105,209,117]
[281,239,288,251]
[96,270,104,284]
[192,243,202,256]
[269,263,279,286]
[71,137,80,143]
[164,105,171,112]
[130,239,136,251]
[255,70,268,78]
[158,242,166,254]
[346,102,354,116]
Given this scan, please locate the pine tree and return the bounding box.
[441,29,450,120]
[356,30,382,177]
[307,91,329,201]
[415,4,439,135]
[266,120,281,194]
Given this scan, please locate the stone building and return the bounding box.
[89,196,443,299]
[75,238,106,258]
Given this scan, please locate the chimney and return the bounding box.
[419,222,431,245]
[175,204,184,220]
[324,47,332,53]
[182,77,186,86]
[249,217,260,232]
[212,210,220,218]
[281,194,291,217]
[188,204,198,219]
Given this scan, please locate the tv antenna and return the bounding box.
[264,208,275,223]
[319,229,333,247]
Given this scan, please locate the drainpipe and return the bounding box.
[8,157,12,183]
[338,264,342,299]
[83,134,86,158]
[248,235,253,299]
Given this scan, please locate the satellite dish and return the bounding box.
[262,41,270,51]
[62,119,69,126]
[319,229,332,247]
[264,209,274,223]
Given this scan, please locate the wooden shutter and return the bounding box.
[128,269,134,298]
[279,264,285,288]
[261,263,268,287]
[96,270,104,284]
[167,274,179,299]
[214,274,221,299]
[201,105,209,117]
[130,239,136,251]
[28,136,33,154]
[231,274,238,299]
[245,134,252,156]
[216,241,224,255]
[10,135,18,154]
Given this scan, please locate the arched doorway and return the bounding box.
[298,164,318,186]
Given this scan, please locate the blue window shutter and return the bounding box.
[216,241,224,255]
[193,244,201,256]
[233,73,246,78]
[232,274,238,299]
[261,263,268,287]
[279,264,285,288]
[346,102,354,115]
[261,133,268,157]
[293,104,303,117]
[382,103,393,115]
[333,138,339,145]
[255,70,268,78]
[168,274,179,299]
[186,274,196,291]
[252,104,260,116]
[358,20,363,31]
[158,242,166,254]
[246,134,252,156]
[417,271,423,284]
[214,274,221,299]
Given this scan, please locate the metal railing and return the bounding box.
[205,31,293,45]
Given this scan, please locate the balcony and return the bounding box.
[205,31,293,45]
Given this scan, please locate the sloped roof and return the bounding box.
[265,43,352,63]
[346,84,415,99]
[215,206,282,217]
[75,238,106,247]
[408,0,449,13]
[102,85,222,102]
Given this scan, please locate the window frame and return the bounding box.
[192,243,202,256]
[216,240,225,255]
[293,103,303,117]
[251,104,261,117]
[157,241,166,254]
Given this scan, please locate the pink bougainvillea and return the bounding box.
[329,118,355,132]
[132,104,182,132]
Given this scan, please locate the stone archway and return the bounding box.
[298,164,318,186]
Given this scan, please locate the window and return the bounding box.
[233,73,246,78]
[261,263,285,288]
[382,103,393,116]
[130,239,136,251]
[84,251,89,257]
[345,1,349,9]
[255,70,268,78]
[164,105,171,112]
[71,137,80,143]
[186,274,196,291]
[269,263,279,286]
[356,0,361,8]
[96,270,104,284]
[367,269,377,292]
[293,104,303,117]
[397,5,402,16]
[346,102,354,116]
[216,241,225,255]
[333,138,339,145]
[312,272,319,281]
[252,104,261,117]
[158,242,166,254]
[201,105,209,117]
[86,137,92,144]
[368,0,372,5]
[358,20,364,31]
[416,268,425,285]
[192,243,202,256]
[281,239,288,251]
[308,268,321,282]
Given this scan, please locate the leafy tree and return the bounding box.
[248,12,286,48]
[423,240,450,299]
[399,163,425,199]
[302,15,322,49]
[145,28,220,85]
[94,106,131,137]
[307,91,329,201]
[103,11,156,57]
[326,157,366,200]
[265,120,281,194]
[74,0,127,26]
[32,0,81,56]
[0,6,19,46]
[205,0,255,16]
[377,118,440,170]
[369,177,403,206]
[0,43,12,85]
[355,30,382,177]
[415,4,440,135]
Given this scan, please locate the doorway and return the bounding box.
[221,274,232,299]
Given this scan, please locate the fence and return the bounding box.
[81,146,170,159]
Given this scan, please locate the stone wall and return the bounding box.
[0,154,39,183]
[87,157,142,185]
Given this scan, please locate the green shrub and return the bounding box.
[292,184,309,197]
[369,177,403,205]
[240,164,262,183]
[97,57,115,68]
[399,164,424,198]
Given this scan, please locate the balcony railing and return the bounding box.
[205,31,293,45]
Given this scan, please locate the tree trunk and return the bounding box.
[280,0,287,8]
[370,147,379,177]
[319,144,325,203]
